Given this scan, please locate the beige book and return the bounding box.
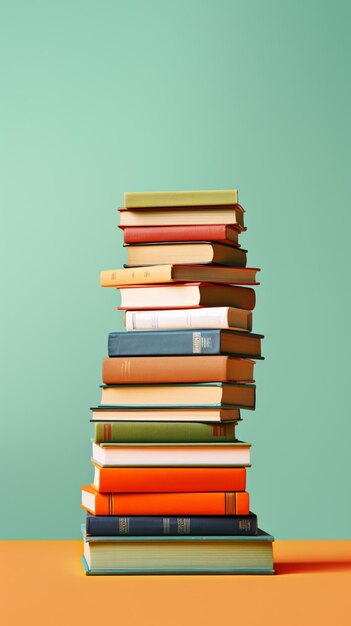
[118,207,245,228]
[126,243,247,268]
[100,264,258,287]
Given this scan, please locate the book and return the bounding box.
[121,224,242,245]
[124,306,252,332]
[82,530,274,575]
[94,421,237,443]
[85,512,258,536]
[108,329,262,358]
[90,465,247,492]
[92,441,251,468]
[125,243,247,268]
[124,189,239,208]
[100,383,255,409]
[81,486,250,515]
[92,464,246,494]
[101,265,258,287]
[102,355,257,384]
[91,406,240,423]
[119,207,245,228]
[118,283,256,311]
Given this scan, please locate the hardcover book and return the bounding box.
[125,242,247,268]
[101,264,258,287]
[91,465,247,493]
[117,283,256,311]
[82,529,274,575]
[102,355,258,385]
[121,224,242,245]
[92,441,251,467]
[85,512,258,536]
[108,329,262,358]
[81,486,250,515]
[91,406,241,423]
[124,306,252,332]
[100,382,255,407]
[93,420,237,443]
[118,207,245,228]
[124,189,239,208]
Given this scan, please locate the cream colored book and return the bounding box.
[100,265,259,287]
[124,189,238,208]
[118,207,245,228]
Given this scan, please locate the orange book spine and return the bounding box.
[82,489,250,515]
[95,466,246,493]
[102,355,229,384]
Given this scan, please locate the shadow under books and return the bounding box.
[275,560,351,575]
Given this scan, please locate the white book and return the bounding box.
[92,441,251,467]
[125,307,252,332]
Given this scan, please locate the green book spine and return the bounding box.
[94,421,236,443]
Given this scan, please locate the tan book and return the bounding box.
[118,206,245,228]
[124,189,238,208]
[100,265,259,287]
[100,382,255,409]
[102,355,257,385]
[126,243,247,268]
[118,284,256,311]
[90,406,240,423]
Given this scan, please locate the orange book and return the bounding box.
[92,465,246,493]
[81,486,249,515]
[102,355,255,385]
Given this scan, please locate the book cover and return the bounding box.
[81,486,250,515]
[85,511,258,536]
[108,329,262,357]
[124,189,239,208]
[93,420,237,443]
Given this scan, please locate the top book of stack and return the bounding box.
[119,189,245,229]
[124,189,239,208]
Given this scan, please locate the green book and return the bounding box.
[93,420,237,443]
[82,528,274,575]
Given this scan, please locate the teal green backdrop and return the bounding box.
[0,0,350,539]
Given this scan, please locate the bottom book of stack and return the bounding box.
[82,522,274,575]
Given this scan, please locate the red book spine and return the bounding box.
[121,224,238,244]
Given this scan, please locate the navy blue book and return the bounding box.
[108,329,263,358]
[86,512,258,537]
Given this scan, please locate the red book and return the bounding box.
[120,224,242,245]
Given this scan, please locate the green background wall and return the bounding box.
[1,0,350,539]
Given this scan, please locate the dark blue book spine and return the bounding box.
[86,513,258,536]
[108,330,221,356]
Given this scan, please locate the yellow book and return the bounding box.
[124,189,238,208]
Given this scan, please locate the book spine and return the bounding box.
[100,265,173,287]
[122,224,234,244]
[86,513,258,536]
[108,330,221,356]
[102,355,230,384]
[94,421,236,443]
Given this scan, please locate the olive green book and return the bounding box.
[93,421,237,443]
[124,189,238,208]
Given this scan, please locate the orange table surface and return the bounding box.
[1,540,350,625]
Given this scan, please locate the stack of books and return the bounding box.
[81,189,274,575]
